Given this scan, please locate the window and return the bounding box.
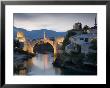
[85,38,88,42]
[80,38,84,40]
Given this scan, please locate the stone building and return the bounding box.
[73,22,82,30]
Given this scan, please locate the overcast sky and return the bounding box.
[14,13,97,32]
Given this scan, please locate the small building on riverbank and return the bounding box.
[65,33,96,54]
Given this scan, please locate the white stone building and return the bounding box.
[65,33,96,54]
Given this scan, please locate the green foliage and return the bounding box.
[62,29,76,50]
[61,51,85,65]
[70,53,85,64]
[14,65,19,74]
[82,25,90,34]
[89,39,97,50]
[14,39,21,48]
[83,25,90,30]
[86,53,97,64]
[61,29,84,64]
[62,36,70,50]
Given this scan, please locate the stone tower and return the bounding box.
[17,32,26,42]
[44,31,46,40]
[94,17,97,29]
[95,17,97,26]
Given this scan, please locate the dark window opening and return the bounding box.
[85,38,88,42]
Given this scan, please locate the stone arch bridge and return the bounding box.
[17,32,64,61]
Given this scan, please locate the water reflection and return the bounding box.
[27,53,61,75]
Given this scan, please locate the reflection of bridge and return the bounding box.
[17,32,64,61]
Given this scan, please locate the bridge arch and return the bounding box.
[32,39,57,61]
[33,42,53,53]
[16,31,58,62]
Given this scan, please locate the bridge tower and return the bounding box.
[17,32,26,42]
[43,31,57,61]
[16,32,34,53]
[44,31,46,40]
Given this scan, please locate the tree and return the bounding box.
[14,39,21,48]
[62,29,76,50]
[71,53,85,65]
[87,39,97,64]
[86,53,97,64]
[83,25,90,34]
[89,39,97,50]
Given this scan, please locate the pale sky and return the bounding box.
[14,13,97,32]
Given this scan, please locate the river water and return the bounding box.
[27,53,62,75]
[27,53,97,75]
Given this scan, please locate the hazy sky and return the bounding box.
[14,13,97,32]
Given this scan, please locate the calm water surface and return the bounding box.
[27,53,61,75]
[27,53,96,75]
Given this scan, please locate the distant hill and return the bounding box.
[13,26,67,40]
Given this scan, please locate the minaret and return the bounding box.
[94,17,97,27]
[93,17,97,30]
[44,31,46,39]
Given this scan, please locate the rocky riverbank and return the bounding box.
[53,53,97,75]
[14,48,36,75]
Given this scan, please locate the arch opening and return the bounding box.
[33,42,54,54]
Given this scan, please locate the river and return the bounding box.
[27,53,62,75]
[26,53,96,75]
